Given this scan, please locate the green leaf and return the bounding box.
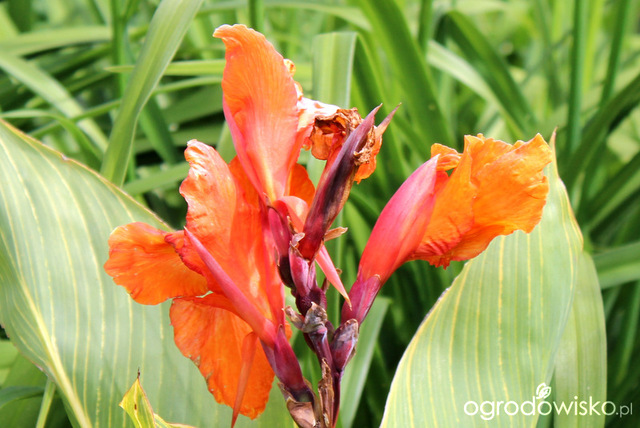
[0,386,44,411]
[0,52,108,154]
[593,241,640,289]
[0,26,111,56]
[0,120,291,426]
[443,10,537,137]
[552,253,606,428]
[353,0,453,149]
[101,0,204,186]
[381,149,587,426]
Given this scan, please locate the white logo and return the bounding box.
[535,383,551,400]
[463,383,632,420]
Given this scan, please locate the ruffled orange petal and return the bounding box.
[104,222,207,305]
[171,295,274,420]
[215,24,299,201]
[178,141,274,320]
[414,134,552,267]
[176,140,237,286]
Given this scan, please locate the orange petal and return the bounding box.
[215,24,299,201]
[414,134,552,267]
[171,295,274,420]
[287,163,315,208]
[104,222,207,305]
[176,141,237,286]
[179,141,274,321]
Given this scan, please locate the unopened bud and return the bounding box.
[331,319,359,371]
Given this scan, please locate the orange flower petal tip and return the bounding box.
[170,297,274,420]
[104,222,207,305]
[416,133,553,267]
[213,24,300,201]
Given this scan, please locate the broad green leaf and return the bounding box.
[552,253,606,428]
[0,120,291,427]
[381,149,586,426]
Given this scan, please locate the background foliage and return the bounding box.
[0,0,638,426]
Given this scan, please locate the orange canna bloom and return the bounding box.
[414,134,552,267]
[105,23,388,424]
[106,141,280,421]
[103,29,300,423]
[346,134,552,323]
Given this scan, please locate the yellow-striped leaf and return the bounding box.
[0,120,290,427]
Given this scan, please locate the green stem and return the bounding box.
[417,0,433,53]
[248,0,264,33]
[599,0,633,106]
[565,0,587,156]
[35,379,56,428]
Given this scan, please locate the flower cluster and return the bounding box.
[105,24,552,428]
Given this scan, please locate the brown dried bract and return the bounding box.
[306,108,362,161]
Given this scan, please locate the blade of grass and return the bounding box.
[7,0,32,32]
[443,10,537,137]
[599,0,634,106]
[0,52,108,153]
[101,0,204,186]
[532,0,563,106]
[610,282,640,388]
[0,110,101,167]
[34,379,56,428]
[582,149,640,231]
[0,386,44,411]
[563,71,640,192]
[417,0,433,52]
[0,26,112,56]
[352,34,411,187]
[106,59,226,76]
[137,99,181,165]
[564,0,587,157]
[352,0,453,150]
[123,163,190,196]
[307,32,357,183]
[594,241,640,289]
[248,0,264,32]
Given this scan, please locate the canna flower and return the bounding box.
[105,144,284,422]
[105,24,387,424]
[345,134,553,324]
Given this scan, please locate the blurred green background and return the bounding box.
[0,0,638,426]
